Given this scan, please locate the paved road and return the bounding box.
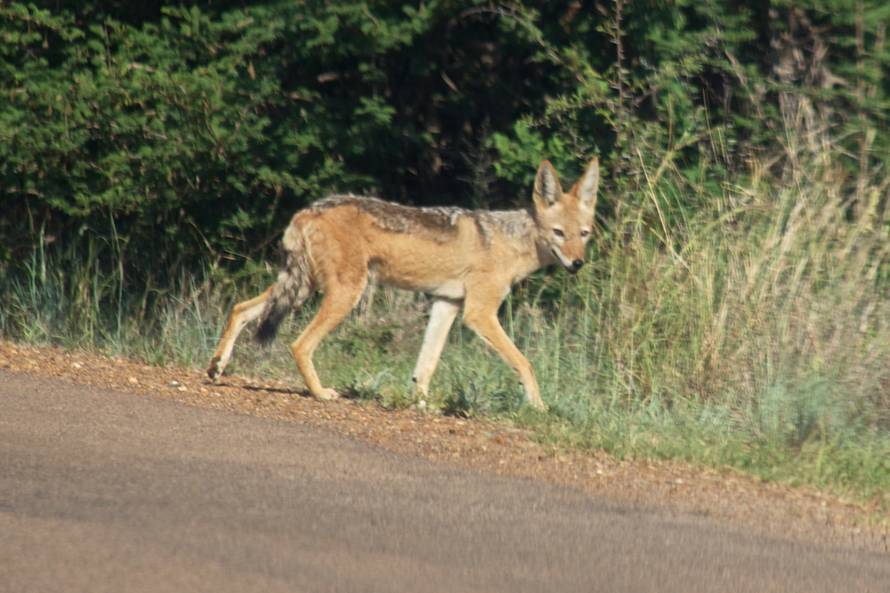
[1,371,888,593]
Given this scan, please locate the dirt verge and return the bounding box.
[1,339,887,553]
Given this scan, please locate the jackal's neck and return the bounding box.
[484,208,552,279]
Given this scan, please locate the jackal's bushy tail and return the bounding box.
[255,225,314,345]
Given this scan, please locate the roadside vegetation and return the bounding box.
[2,2,888,508]
[4,137,888,509]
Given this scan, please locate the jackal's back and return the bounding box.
[309,194,536,246]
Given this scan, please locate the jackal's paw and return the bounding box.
[314,388,340,401]
[206,357,222,382]
[526,398,548,413]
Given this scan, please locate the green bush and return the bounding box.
[4,1,888,287]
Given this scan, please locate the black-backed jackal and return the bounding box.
[207,158,599,410]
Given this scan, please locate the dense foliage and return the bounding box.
[2,0,888,282]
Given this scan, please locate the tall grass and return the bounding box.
[1,142,888,507]
[525,151,890,502]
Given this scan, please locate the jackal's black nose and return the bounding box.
[570,259,584,273]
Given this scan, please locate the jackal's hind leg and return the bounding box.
[290,279,366,401]
[412,299,460,397]
[207,287,273,381]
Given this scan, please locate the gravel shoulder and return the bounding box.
[1,339,887,554]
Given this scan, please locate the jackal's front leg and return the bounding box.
[412,299,460,396]
[462,306,546,411]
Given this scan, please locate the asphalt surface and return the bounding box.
[1,371,888,593]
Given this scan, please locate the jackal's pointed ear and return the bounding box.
[533,160,563,208]
[575,156,599,210]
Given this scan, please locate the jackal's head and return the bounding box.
[532,157,599,274]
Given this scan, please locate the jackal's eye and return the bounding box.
[580,229,591,238]
[552,228,565,239]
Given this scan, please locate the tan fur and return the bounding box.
[207,158,600,410]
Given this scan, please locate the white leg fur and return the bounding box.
[412,299,460,395]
